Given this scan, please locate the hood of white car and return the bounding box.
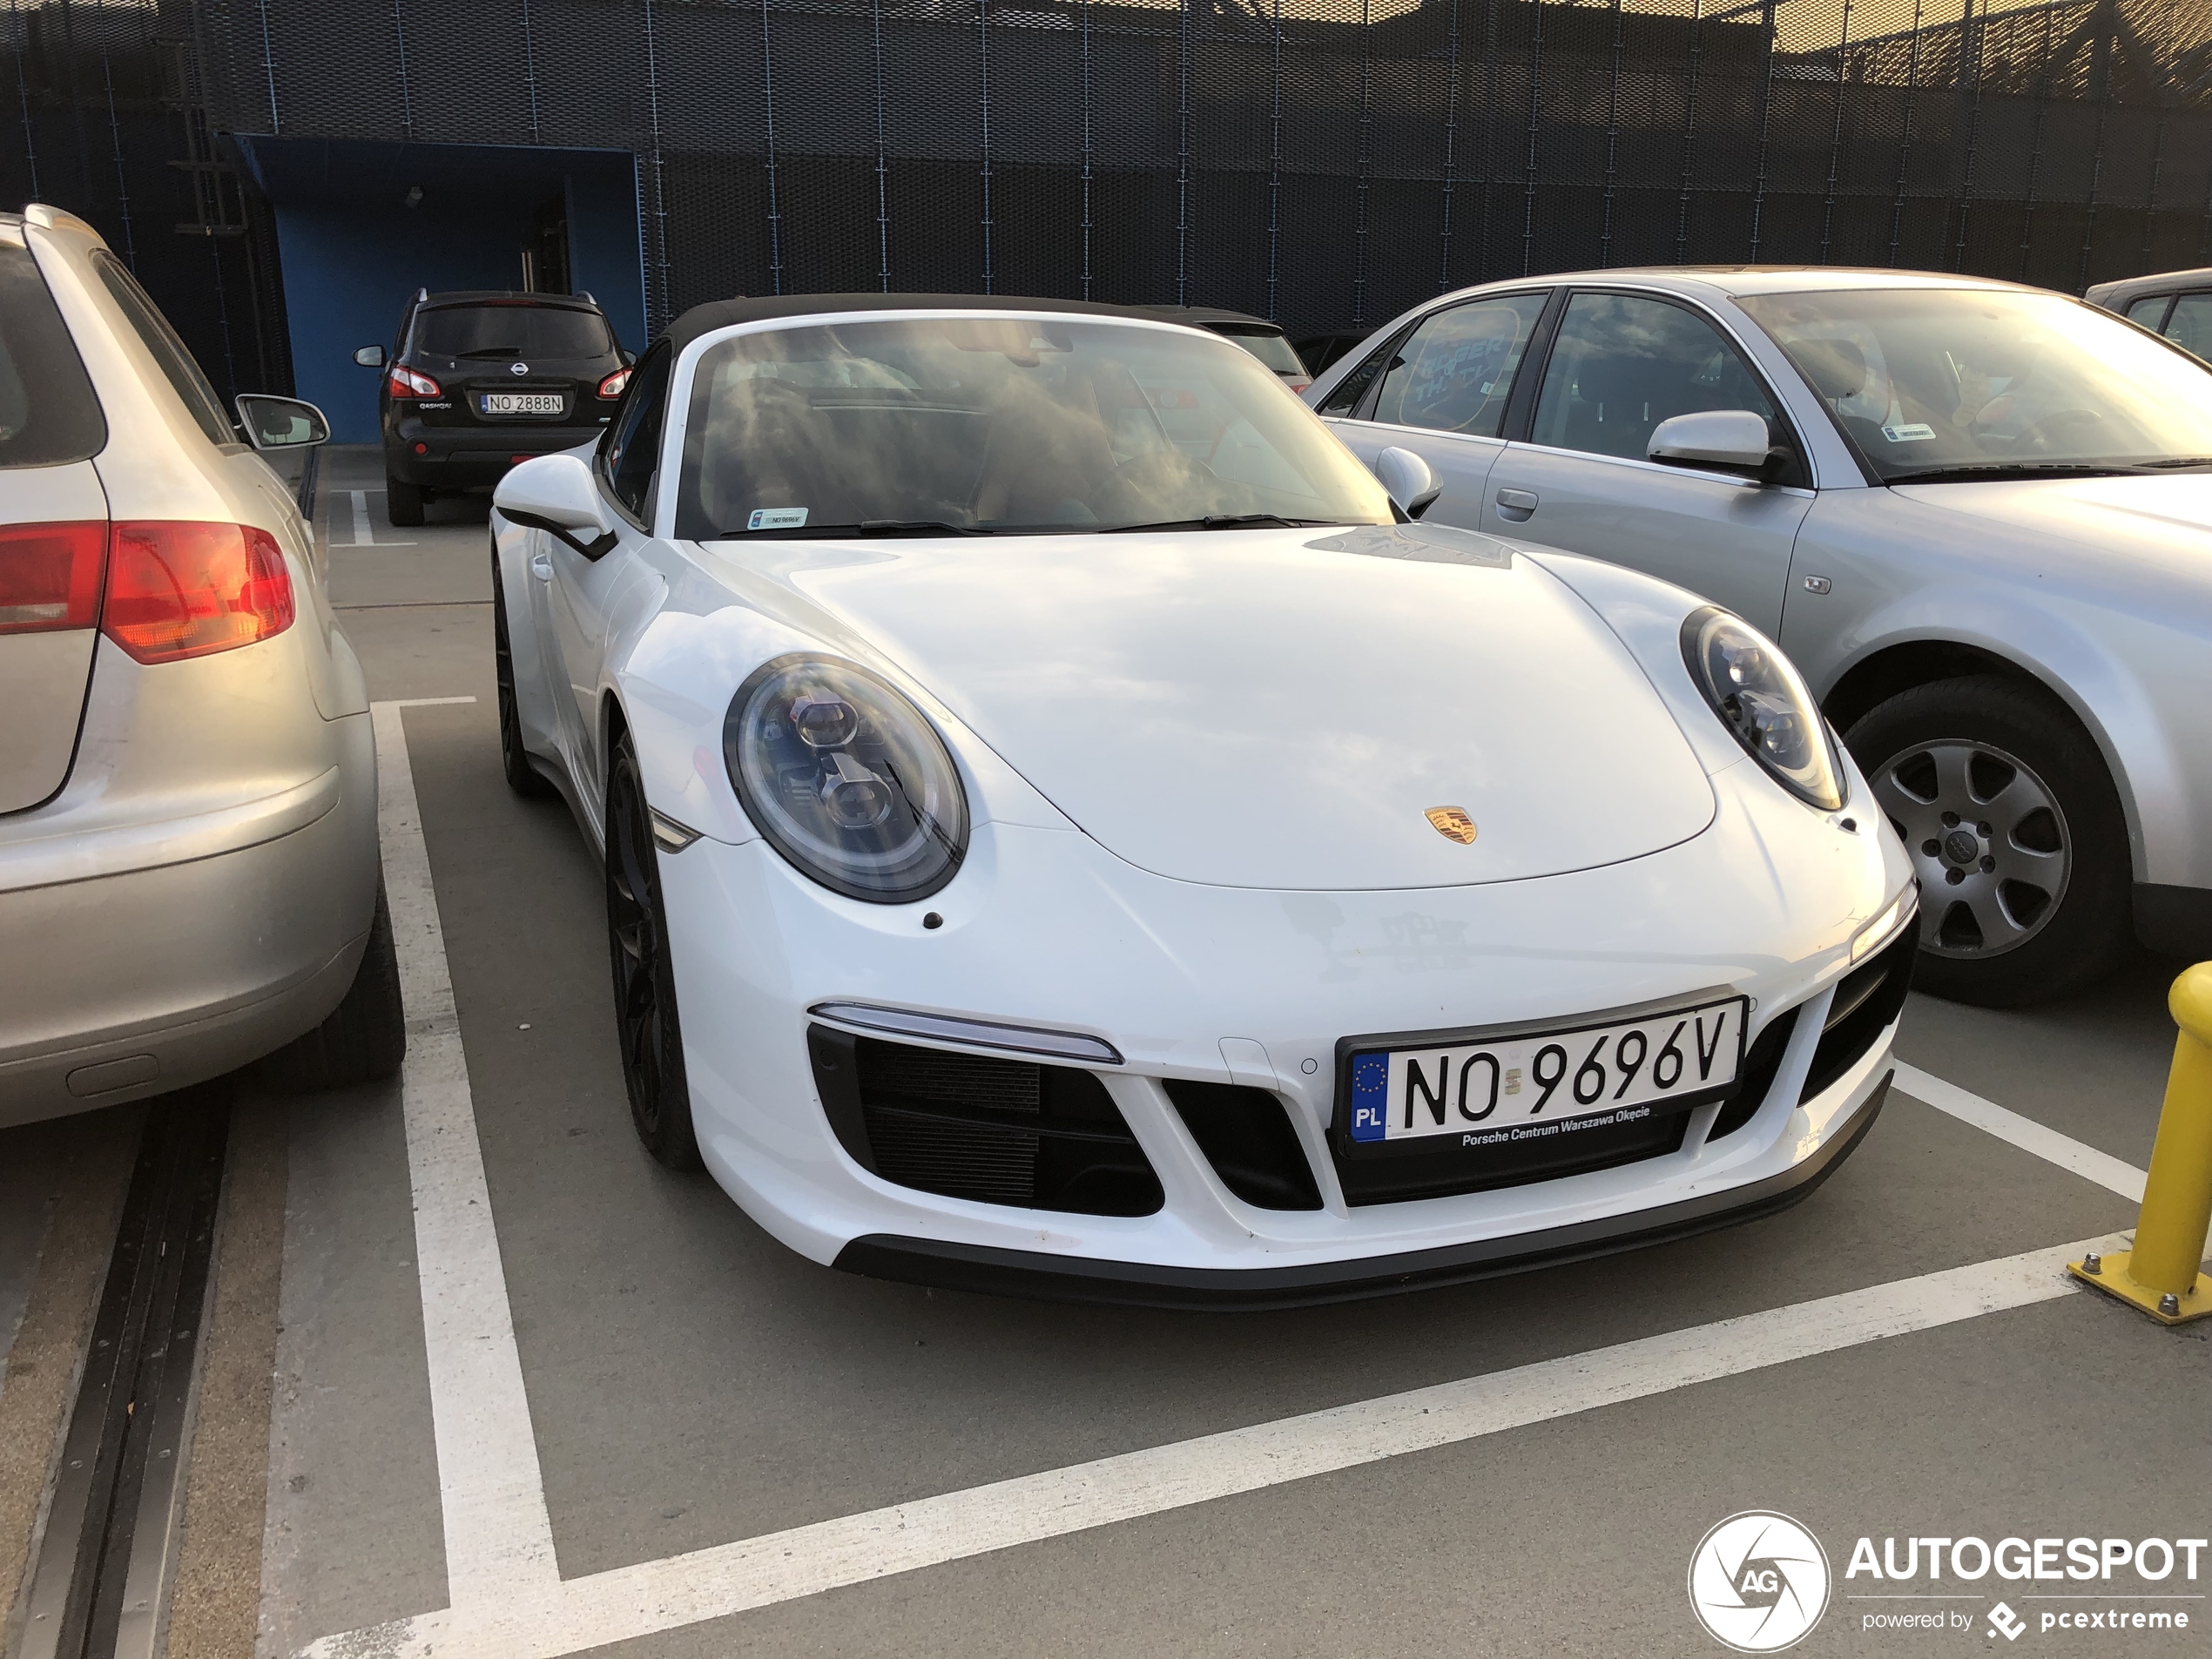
[772,523,1717,890]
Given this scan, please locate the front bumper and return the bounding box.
[656,759,1913,1298]
[839,1071,1890,1309]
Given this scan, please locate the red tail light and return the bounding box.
[388,364,441,398]
[597,367,632,400]
[0,521,107,635]
[103,523,295,664]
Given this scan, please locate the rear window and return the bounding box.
[1214,326,1307,378]
[414,304,612,361]
[0,241,105,469]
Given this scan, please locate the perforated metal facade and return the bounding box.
[7,0,2210,398]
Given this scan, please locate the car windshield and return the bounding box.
[675,316,1392,539]
[414,303,611,361]
[1737,287,2212,482]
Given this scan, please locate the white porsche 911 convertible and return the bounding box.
[489,295,1918,1307]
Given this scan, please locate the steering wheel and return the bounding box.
[1088,448,1223,518]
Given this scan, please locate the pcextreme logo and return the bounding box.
[1689,1511,1833,1653]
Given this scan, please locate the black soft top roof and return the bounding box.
[662,292,1203,354]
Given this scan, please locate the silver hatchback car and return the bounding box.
[1307,268,2212,1006]
[1,205,400,1125]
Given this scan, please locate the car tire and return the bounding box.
[387,475,426,528]
[605,731,704,1171]
[260,879,408,1090]
[492,545,557,799]
[1847,674,2131,1008]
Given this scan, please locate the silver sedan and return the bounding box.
[0,206,400,1124]
[1306,267,2212,1006]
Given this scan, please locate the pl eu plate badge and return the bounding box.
[1425,806,1478,844]
[1349,1054,1390,1142]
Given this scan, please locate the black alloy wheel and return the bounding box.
[491,543,556,799]
[606,732,705,1170]
[1846,674,2130,1008]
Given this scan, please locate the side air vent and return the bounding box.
[1703,1006,1804,1143]
[1800,925,1916,1103]
[806,1025,1163,1217]
[1163,1081,1322,1211]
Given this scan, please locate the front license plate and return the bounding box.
[1345,995,1749,1147]
[479,393,564,415]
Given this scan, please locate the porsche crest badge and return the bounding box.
[1425,806,1478,845]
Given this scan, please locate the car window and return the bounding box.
[1739,287,2212,481]
[601,345,671,526]
[1211,326,1306,379]
[1370,293,1547,438]
[415,303,611,361]
[673,317,1392,540]
[1532,292,1785,467]
[2161,294,2212,361]
[1314,334,1397,416]
[2125,295,2170,329]
[91,250,233,447]
[0,241,105,469]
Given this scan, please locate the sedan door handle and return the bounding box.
[529,553,553,581]
[1494,488,1538,522]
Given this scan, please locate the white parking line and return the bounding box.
[1891,1062,2148,1202]
[297,1231,2125,1659]
[373,698,559,1608]
[349,489,415,547]
[300,703,2162,1659]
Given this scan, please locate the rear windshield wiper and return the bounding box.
[457,347,525,359]
[717,519,991,537]
[1882,462,2149,484]
[1100,513,1345,533]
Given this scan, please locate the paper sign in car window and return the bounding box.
[1880,422,1937,442]
[747,507,808,529]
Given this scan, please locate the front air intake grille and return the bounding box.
[1800,925,1916,1103]
[806,1024,1163,1217]
[1163,1082,1322,1211]
[1703,1007,1804,1143]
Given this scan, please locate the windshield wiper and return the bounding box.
[457,347,525,359]
[1101,513,1345,533]
[1883,462,2150,485]
[2138,456,2212,470]
[718,519,991,537]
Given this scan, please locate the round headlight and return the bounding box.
[724,655,968,902]
[1680,607,1844,812]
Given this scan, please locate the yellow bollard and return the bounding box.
[2069,961,2212,1325]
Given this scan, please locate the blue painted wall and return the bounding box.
[235,138,644,444]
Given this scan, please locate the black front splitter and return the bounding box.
[834,1071,1889,1312]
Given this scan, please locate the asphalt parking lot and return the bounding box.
[2,447,2207,1659]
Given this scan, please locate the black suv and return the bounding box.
[355,290,632,525]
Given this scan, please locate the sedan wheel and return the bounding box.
[1847,674,2129,1008]
[605,734,704,1170]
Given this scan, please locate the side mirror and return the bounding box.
[1372,446,1442,520]
[354,345,388,368]
[1648,409,1777,478]
[234,395,331,450]
[494,453,619,557]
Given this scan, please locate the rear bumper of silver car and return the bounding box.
[0,712,379,1126]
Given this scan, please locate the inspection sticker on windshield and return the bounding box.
[1345,995,1748,1145]
[746,508,808,529]
[1879,422,1937,443]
